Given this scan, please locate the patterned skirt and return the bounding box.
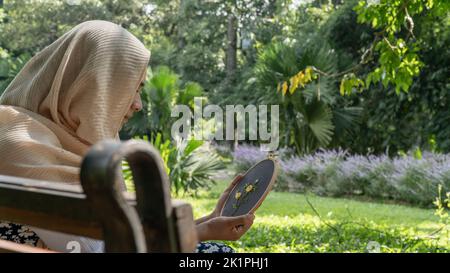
[0,222,44,247]
[196,242,235,253]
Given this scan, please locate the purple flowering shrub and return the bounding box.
[232,145,450,207]
[232,144,268,169]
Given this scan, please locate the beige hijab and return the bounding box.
[0,20,150,184]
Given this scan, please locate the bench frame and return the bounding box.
[0,140,198,253]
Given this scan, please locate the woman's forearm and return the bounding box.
[195,221,211,242]
[195,213,213,225]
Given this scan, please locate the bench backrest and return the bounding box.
[0,140,198,253]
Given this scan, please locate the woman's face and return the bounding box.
[121,72,146,128]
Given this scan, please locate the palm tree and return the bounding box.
[253,38,361,154]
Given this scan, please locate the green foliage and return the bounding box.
[126,133,225,196]
[434,184,450,238]
[0,0,150,54]
[345,25,450,155]
[0,48,30,94]
[253,38,361,154]
[277,66,317,96]
[342,0,450,94]
[147,0,286,92]
[321,0,450,154]
[0,0,156,93]
[121,160,135,193]
[148,132,174,176]
[122,133,224,196]
[340,73,364,96]
[121,66,203,142]
[168,138,222,196]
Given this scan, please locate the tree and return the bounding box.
[338,0,450,95]
[323,0,450,154]
[0,0,153,94]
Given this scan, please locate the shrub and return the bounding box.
[123,134,224,196]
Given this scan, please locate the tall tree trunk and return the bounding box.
[225,14,238,151]
[176,3,186,76]
[226,14,237,83]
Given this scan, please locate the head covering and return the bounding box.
[0,20,150,184]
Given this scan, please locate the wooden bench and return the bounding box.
[0,140,198,253]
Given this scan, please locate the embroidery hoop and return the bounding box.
[220,157,279,217]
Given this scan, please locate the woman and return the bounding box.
[0,20,254,253]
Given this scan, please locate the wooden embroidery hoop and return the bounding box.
[220,155,279,217]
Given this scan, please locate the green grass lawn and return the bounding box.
[182,179,450,253]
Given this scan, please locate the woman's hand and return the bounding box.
[194,174,255,242]
[212,174,244,217]
[196,214,255,242]
[195,174,244,225]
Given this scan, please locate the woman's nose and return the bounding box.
[131,96,143,112]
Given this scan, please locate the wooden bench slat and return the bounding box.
[0,177,102,238]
